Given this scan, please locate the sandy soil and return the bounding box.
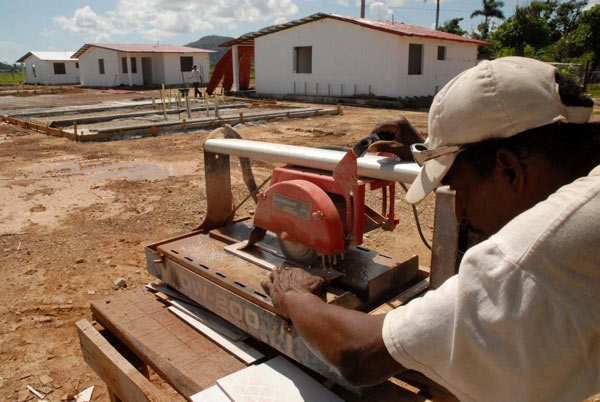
[0,89,436,401]
[1,88,598,402]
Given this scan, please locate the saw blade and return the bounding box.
[278,237,318,265]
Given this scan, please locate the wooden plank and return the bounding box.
[75,319,170,402]
[168,307,263,365]
[91,288,244,397]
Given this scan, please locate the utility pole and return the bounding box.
[435,0,440,29]
[361,0,365,18]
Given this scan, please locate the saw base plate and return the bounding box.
[152,220,418,306]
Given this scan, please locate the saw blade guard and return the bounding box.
[253,179,345,257]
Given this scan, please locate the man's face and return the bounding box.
[441,158,519,238]
[441,149,562,238]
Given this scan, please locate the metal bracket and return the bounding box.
[429,186,459,289]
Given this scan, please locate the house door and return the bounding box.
[142,57,152,85]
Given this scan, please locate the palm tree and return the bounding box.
[471,0,506,40]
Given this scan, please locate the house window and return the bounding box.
[130,57,137,74]
[122,57,128,73]
[98,59,105,74]
[293,46,312,74]
[75,62,79,68]
[408,44,423,75]
[53,62,66,75]
[437,46,446,61]
[180,56,193,72]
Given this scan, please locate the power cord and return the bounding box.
[399,182,432,250]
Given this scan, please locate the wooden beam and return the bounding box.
[76,319,170,402]
[90,303,205,398]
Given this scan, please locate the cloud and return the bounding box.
[53,6,121,41]
[370,2,394,20]
[53,0,299,42]
[0,41,27,64]
[340,0,410,15]
[41,28,54,38]
[584,0,599,10]
[384,0,410,6]
[274,17,288,24]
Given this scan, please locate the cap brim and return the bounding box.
[405,153,457,204]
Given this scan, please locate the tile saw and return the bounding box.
[145,125,461,391]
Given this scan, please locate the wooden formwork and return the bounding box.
[2,115,78,141]
[2,105,344,143]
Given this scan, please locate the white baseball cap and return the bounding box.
[405,56,593,204]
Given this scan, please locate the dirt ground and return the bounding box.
[1,87,598,402]
[0,88,437,401]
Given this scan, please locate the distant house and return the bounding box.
[16,51,79,85]
[72,44,213,87]
[222,13,489,98]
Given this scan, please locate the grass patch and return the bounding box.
[586,83,600,97]
[0,71,24,84]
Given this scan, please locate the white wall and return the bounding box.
[80,48,211,87]
[255,18,479,98]
[165,53,210,86]
[115,53,143,86]
[79,47,121,87]
[22,55,79,84]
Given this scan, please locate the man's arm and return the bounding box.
[261,268,406,386]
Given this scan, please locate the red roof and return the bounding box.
[73,43,214,58]
[221,13,489,47]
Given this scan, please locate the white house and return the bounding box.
[16,51,79,85]
[223,13,489,98]
[72,44,213,87]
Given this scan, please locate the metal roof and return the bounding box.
[16,51,77,63]
[72,43,215,59]
[220,13,490,47]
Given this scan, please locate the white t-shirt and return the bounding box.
[383,165,600,402]
[190,70,202,83]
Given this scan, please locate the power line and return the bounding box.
[391,6,471,12]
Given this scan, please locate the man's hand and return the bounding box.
[353,116,425,160]
[261,268,325,316]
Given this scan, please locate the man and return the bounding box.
[261,57,600,401]
[188,65,203,98]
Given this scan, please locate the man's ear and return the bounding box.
[495,148,525,193]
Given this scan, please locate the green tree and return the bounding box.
[492,1,558,56]
[471,0,506,40]
[554,0,587,35]
[439,18,467,35]
[576,5,600,67]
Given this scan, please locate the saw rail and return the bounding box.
[203,138,421,183]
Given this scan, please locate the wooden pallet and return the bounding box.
[76,286,446,401]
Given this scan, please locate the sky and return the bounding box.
[1,0,599,64]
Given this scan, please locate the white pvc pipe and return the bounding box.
[204,138,421,183]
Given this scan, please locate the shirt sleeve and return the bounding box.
[382,238,600,402]
[382,241,530,402]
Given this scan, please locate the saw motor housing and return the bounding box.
[253,149,398,264]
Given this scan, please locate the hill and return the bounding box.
[185,35,234,65]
